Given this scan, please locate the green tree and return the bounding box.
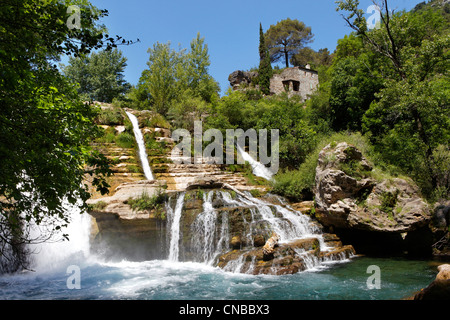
[140,35,219,118]
[185,33,220,102]
[337,0,450,199]
[291,47,333,69]
[265,18,314,68]
[329,40,384,131]
[63,49,131,102]
[258,23,273,95]
[0,0,123,272]
[144,41,184,116]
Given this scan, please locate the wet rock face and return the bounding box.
[314,142,431,234]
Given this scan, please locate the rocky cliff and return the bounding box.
[314,142,437,256]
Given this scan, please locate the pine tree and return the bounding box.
[258,23,273,95]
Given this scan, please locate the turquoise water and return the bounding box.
[0,256,437,300]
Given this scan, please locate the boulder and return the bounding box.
[253,234,266,247]
[436,264,450,281]
[228,70,258,89]
[414,264,450,300]
[314,142,431,234]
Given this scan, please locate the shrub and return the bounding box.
[127,190,168,220]
[97,107,125,125]
[88,201,108,211]
[115,132,136,149]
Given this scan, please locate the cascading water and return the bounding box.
[166,192,185,261]
[125,111,154,180]
[27,199,93,273]
[190,192,230,265]
[190,192,218,264]
[235,144,274,181]
[165,187,351,273]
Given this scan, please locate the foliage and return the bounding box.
[380,190,400,217]
[115,132,136,149]
[142,42,183,116]
[184,33,220,102]
[329,0,450,199]
[265,18,314,68]
[63,49,131,103]
[0,0,124,269]
[88,201,108,211]
[96,105,125,125]
[291,47,333,69]
[329,47,384,131]
[139,34,219,117]
[127,190,168,220]
[258,23,273,95]
[168,90,209,131]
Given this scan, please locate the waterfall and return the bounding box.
[191,191,230,265]
[164,186,353,273]
[220,190,320,243]
[27,199,92,273]
[191,192,218,264]
[166,192,185,261]
[125,111,154,180]
[235,144,274,181]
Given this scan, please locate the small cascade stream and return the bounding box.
[235,144,274,181]
[125,111,154,180]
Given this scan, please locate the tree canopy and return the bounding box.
[137,33,219,117]
[63,49,131,103]
[0,0,122,271]
[265,18,314,68]
[329,0,450,199]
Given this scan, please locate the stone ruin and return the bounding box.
[228,65,319,101]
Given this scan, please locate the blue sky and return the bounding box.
[89,0,422,94]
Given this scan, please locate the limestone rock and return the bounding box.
[217,236,355,275]
[228,70,258,89]
[291,201,315,215]
[262,233,280,261]
[314,142,431,233]
[414,264,450,300]
[87,180,167,220]
[437,264,450,280]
